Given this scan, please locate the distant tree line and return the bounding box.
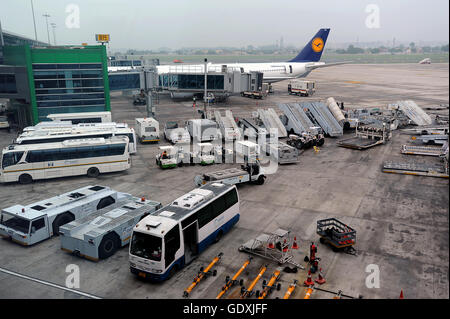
[334,43,449,54]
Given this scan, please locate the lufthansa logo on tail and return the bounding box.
[311,37,324,52]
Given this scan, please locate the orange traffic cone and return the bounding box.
[292,237,299,250]
[268,241,275,249]
[315,268,326,285]
[399,290,404,299]
[304,270,314,287]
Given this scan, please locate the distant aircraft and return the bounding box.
[419,58,431,64]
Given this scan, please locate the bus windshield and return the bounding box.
[0,212,30,234]
[130,232,162,261]
[166,122,178,129]
[2,152,24,169]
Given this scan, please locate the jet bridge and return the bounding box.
[108,65,263,98]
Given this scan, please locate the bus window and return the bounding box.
[224,189,238,209]
[2,152,24,168]
[130,232,162,261]
[164,224,180,268]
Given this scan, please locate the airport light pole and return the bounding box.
[50,23,56,45]
[0,19,4,47]
[30,0,38,41]
[43,13,51,45]
[204,58,208,112]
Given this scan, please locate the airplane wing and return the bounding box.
[305,61,352,71]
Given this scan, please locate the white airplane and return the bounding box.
[155,28,346,83]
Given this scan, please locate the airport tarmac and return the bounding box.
[0,63,448,299]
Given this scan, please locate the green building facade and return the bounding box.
[2,45,110,125]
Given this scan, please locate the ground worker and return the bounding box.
[162,151,168,159]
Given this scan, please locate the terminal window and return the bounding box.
[32,63,106,114]
[0,74,18,94]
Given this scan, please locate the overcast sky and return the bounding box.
[1,0,448,50]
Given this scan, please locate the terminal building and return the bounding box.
[0,44,110,128]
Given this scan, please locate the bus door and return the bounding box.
[182,221,198,265]
[29,216,49,245]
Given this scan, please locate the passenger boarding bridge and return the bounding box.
[108,64,264,100]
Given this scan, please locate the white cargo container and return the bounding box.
[0,185,128,246]
[163,121,190,144]
[185,119,220,142]
[288,80,316,96]
[235,140,260,161]
[135,118,160,143]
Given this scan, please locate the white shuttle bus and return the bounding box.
[129,182,240,281]
[15,124,137,154]
[0,137,131,184]
[0,185,128,246]
[47,111,112,124]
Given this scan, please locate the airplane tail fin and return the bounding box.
[289,28,330,63]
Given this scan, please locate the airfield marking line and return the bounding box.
[0,266,102,299]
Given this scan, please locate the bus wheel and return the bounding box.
[97,196,115,210]
[52,212,75,236]
[87,167,100,178]
[18,174,33,185]
[98,233,119,259]
[214,231,223,243]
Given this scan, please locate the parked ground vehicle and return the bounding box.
[0,115,10,130]
[264,142,299,164]
[241,83,269,99]
[133,90,147,105]
[155,145,191,169]
[129,183,240,281]
[286,132,325,150]
[135,118,159,143]
[163,121,190,144]
[316,218,356,254]
[288,80,315,96]
[16,123,137,154]
[47,112,112,124]
[185,119,220,142]
[192,143,216,165]
[60,196,162,261]
[194,160,266,186]
[0,185,127,245]
[0,137,131,184]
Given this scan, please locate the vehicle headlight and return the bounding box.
[130,262,136,268]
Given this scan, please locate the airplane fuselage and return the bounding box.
[155,61,318,83]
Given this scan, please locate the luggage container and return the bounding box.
[264,142,299,164]
[316,218,356,254]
